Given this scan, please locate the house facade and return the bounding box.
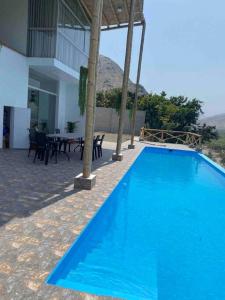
[0,0,90,149]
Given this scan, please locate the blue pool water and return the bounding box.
[47,147,225,300]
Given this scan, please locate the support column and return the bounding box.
[74,0,103,190]
[128,21,146,149]
[112,0,136,161]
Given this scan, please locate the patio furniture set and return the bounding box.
[28,129,105,165]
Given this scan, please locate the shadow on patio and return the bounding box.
[0,142,116,227]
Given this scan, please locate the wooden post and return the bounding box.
[112,0,136,161]
[140,127,145,141]
[128,21,146,149]
[74,0,103,190]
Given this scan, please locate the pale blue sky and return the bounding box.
[100,0,225,117]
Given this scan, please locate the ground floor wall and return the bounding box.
[56,80,85,137]
[0,106,3,149]
[94,107,146,135]
[0,46,85,149]
[9,107,31,149]
[0,45,28,108]
[0,46,30,149]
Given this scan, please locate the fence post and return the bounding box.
[140,127,145,141]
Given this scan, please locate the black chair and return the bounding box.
[97,134,105,158]
[93,135,100,160]
[28,129,37,157]
[55,129,60,134]
[74,137,83,152]
[33,132,48,164]
[48,137,60,164]
[80,138,85,160]
[80,136,100,161]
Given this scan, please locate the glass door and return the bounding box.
[28,88,56,133]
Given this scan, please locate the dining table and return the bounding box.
[46,133,81,163]
[47,133,80,141]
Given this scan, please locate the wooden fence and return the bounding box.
[140,128,202,148]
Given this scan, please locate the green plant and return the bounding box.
[195,124,218,143]
[66,121,78,133]
[208,138,225,152]
[79,66,88,115]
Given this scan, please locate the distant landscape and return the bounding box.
[97,54,225,166]
[201,113,225,131]
[97,55,147,95]
[98,55,225,133]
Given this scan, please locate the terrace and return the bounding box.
[0,139,143,299]
[0,138,195,299]
[1,0,225,299]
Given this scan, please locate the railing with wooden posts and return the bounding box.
[140,128,202,148]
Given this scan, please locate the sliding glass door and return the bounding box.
[28,88,56,133]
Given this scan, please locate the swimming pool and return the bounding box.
[47,147,225,300]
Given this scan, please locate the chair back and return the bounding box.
[35,132,47,148]
[100,134,105,146]
[93,135,100,146]
[29,128,37,143]
[77,137,84,147]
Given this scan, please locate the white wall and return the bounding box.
[10,107,31,149]
[0,106,3,149]
[55,80,85,136]
[65,82,85,137]
[0,46,29,108]
[0,0,28,54]
[55,81,67,133]
[0,46,29,149]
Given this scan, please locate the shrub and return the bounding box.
[208,138,225,152]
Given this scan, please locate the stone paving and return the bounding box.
[0,141,145,300]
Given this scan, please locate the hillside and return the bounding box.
[97,55,147,95]
[201,113,225,130]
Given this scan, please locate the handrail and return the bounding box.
[140,128,202,149]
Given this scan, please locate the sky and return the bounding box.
[100,0,225,117]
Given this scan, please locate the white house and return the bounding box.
[0,0,90,149]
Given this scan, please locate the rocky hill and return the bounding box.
[201,113,225,130]
[97,55,147,95]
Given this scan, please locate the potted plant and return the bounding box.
[66,121,79,133]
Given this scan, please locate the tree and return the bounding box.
[96,88,135,113]
[96,89,217,142]
[138,92,203,131]
[193,124,218,142]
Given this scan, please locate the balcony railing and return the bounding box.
[140,128,202,148]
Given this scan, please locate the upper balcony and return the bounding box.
[27,0,90,75]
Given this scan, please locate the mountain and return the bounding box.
[97,55,148,95]
[201,113,225,130]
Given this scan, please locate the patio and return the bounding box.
[0,139,144,299]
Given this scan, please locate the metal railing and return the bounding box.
[140,128,202,148]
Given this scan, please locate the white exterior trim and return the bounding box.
[28,85,58,96]
[28,58,80,81]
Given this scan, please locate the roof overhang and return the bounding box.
[80,0,145,31]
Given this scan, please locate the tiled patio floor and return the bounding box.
[0,141,145,300]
